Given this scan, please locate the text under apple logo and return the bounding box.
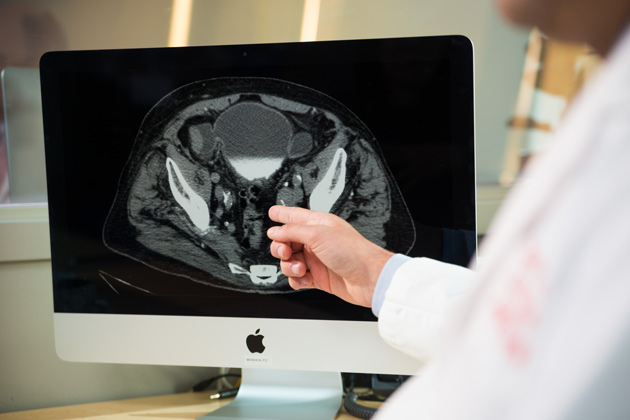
[246,329,266,353]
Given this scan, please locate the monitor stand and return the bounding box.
[198,368,343,420]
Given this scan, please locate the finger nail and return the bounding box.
[292,277,308,288]
[291,264,301,276]
[277,246,286,260]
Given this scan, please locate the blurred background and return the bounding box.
[0,0,600,413]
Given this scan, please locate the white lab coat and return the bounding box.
[375,24,630,420]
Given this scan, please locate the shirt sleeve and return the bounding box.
[372,253,412,317]
[376,257,476,361]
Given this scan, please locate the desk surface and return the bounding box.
[0,391,379,420]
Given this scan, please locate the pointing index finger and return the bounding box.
[268,205,317,225]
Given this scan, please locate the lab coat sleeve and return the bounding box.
[378,257,476,361]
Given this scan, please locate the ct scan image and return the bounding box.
[102,77,415,293]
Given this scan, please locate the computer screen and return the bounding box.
[40,35,475,419]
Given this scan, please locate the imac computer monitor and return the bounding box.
[40,35,475,419]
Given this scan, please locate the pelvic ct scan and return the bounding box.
[102,77,415,293]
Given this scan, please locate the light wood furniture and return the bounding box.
[0,391,380,420]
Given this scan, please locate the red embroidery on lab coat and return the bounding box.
[492,249,547,365]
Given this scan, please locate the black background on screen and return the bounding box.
[41,35,475,320]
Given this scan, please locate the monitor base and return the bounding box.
[198,368,343,420]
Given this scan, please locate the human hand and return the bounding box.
[267,205,394,307]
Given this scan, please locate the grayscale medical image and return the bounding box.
[102,77,415,293]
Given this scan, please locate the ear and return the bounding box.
[166,157,211,231]
[309,147,347,213]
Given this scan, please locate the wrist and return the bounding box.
[363,247,395,306]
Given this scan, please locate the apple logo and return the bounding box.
[246,329,266,353]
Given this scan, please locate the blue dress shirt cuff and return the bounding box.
[371,253,412,317]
